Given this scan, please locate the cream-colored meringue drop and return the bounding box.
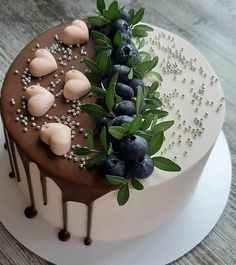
[29,49,58,77]
[63,70,91,100]
[40,123,71,156]
[26,85,55,117]
[62,20,89,45]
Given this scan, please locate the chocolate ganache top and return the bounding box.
[1,21,115,205]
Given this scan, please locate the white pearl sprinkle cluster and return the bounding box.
[140,29,224,162]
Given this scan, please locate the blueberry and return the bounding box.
[109,135,120,151]
[101,77,110,89]
[115,83,134,100]
[121,33,131,45]
[114,100,136,116]
[127,154,154,179]
[112,115,133,126]
[100,155,126,177]
[114,44,139,64]
[121,10,131,22]
[96,116,110,132]
[112,64,131,83]
[128,78,144,96]
[96,97,106,108]
[119,135,148,160]
[112,19,132,38]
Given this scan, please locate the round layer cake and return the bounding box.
[1,9,225,244]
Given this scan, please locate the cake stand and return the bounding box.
[0,126,232,265]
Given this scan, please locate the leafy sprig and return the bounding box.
[75,0,181,206]
[89,1,153,39]
[105,175,144,205]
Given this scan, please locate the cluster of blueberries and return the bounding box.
[94,12,155,179]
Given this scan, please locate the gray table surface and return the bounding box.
[0,0,235,264]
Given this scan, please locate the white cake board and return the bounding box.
[0,130,232,265]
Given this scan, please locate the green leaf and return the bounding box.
[115,94,123,104]
[97,0,105,14]
[102,24,113,35]
[85,72,103,84]
[136,87,145,114]
[108,126,127,140]
[131,178,144,190]
[91,30,112,46]
[148,131,164,156]
[145,98,162,108]
[133,69,144,79]
[127,56,137,67]
[132,29,148,38]
[141,113,153,130]
[138,38,145,50]
[114,30,122,48]
[133,24,153,32]
[151,114,159,129]
[139,51,150,58]
[88,16,108,27]
[150,71,163,82]
[136,131,153,142]
[100,126,107,152]
[95,39,112,49]
[105,73,118,112]
[128,9,135,25]
[128,67,133,79]
[121,123,130,130]
[106,1,119,21]
[117,183,130,206]
[151,120,174,133]
[94,45,112,54]
[85,154,104,169]
[74,147,91,155]
[109,72,119,88]
[98,51,112,76]
[80,104,109,118]
[134,56,158,73]
[128,114,142,134]
[83,58,100,74]
[143,109,169,119]
[91,86,106,96]
[154,91,160,97]
[106,175,127,185]
[143,85,149,97]
[149,81,159,95]
[131,7,145,25]
[152,157,181,172]
[107,143,114,155]
[87,130,94,149]
[143,53,152,62]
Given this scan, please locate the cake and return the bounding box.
[0,0,225,245]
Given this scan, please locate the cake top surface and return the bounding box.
[1,9,225,204]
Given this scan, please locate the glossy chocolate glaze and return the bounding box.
[84,203,93,246]
[58,200,70,242]
[1,22,116,207]
[9,139,21,182]
[40,170,48,205]
[17,146,38,218]
[4,129,16,179]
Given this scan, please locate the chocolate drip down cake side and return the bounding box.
[0,0,225,245]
